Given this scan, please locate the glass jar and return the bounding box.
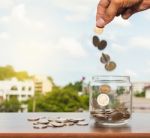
[90,76,132,126]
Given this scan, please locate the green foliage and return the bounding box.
[0,65,30,80]
[0,97,21,112]
[134,90,145,97]
[64,81,82,92]
[116,87,125,96]
[27,82,89,112]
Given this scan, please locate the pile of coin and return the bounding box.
[90,108,130,123]
[92,27,117,71]
[27,116,88,129]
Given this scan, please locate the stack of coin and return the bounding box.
[27,116,89,129]
[92,27,117,71]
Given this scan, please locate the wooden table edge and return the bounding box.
[0,133,150,138]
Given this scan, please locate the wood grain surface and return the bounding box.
[0,112,149,138]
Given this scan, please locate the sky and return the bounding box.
[0,0,150,86]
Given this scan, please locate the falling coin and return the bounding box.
[100,53,110,64]
[97,94,110,106]
[94,27,104,35]
[93,36,99,47]
[98,40,107,50]
[99,84,111,93]
[105,61,117,71]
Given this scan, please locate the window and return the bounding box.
[10,86,18,91]
[28,87,32,91]
[22,87,25,91]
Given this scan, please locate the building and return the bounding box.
[132,82,150,94]
[144,86,150,99]
[33,75,53,94]
[0,78,34,104]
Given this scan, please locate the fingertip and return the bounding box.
[96,18,106,28]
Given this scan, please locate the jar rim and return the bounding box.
[92,75,130,82]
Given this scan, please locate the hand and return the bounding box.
[96,0,150,28]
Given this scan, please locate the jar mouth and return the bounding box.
[92,75,130,83]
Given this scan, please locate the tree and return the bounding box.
[0,97,21,112]
[27,83,89,112]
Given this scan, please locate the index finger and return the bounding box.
[96,0,110,21]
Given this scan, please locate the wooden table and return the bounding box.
[0,112,150,138]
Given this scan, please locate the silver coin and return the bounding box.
[27,117,40,122]
[65,122,75,126]
[51,122,65,127]
[33,124,48,129]
[76,121,89,126]
[55,117,68,123]
[68,118,85,123]
[100,53,110,64]
[105,61,117,71]
[38,119,49,124]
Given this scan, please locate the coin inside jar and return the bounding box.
[99,84,111,93]
[97,94,110,106]
[105,61,117,71]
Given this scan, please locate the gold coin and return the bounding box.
[105,61,116,71]
[99,84,111,93]
[94,27,104,35]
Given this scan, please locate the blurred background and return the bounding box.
[0,0,150,112]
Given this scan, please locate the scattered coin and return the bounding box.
[94,27,104,35]
[98,40,107,50]
[93,36,99,47]
[97,94,110,106]
[55,117,68,123]
[72,118,85,122]
[65,122,75,126]
[28,116,88,129]
[99,84,111,93]
[33,124,48,129]
[105,61,117,71]
[100,53,110,64]
[38,118,49,124]
[33,126,40,129]
[27,117,40,122]
[76,121,89,126]
[51,122,65,127]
